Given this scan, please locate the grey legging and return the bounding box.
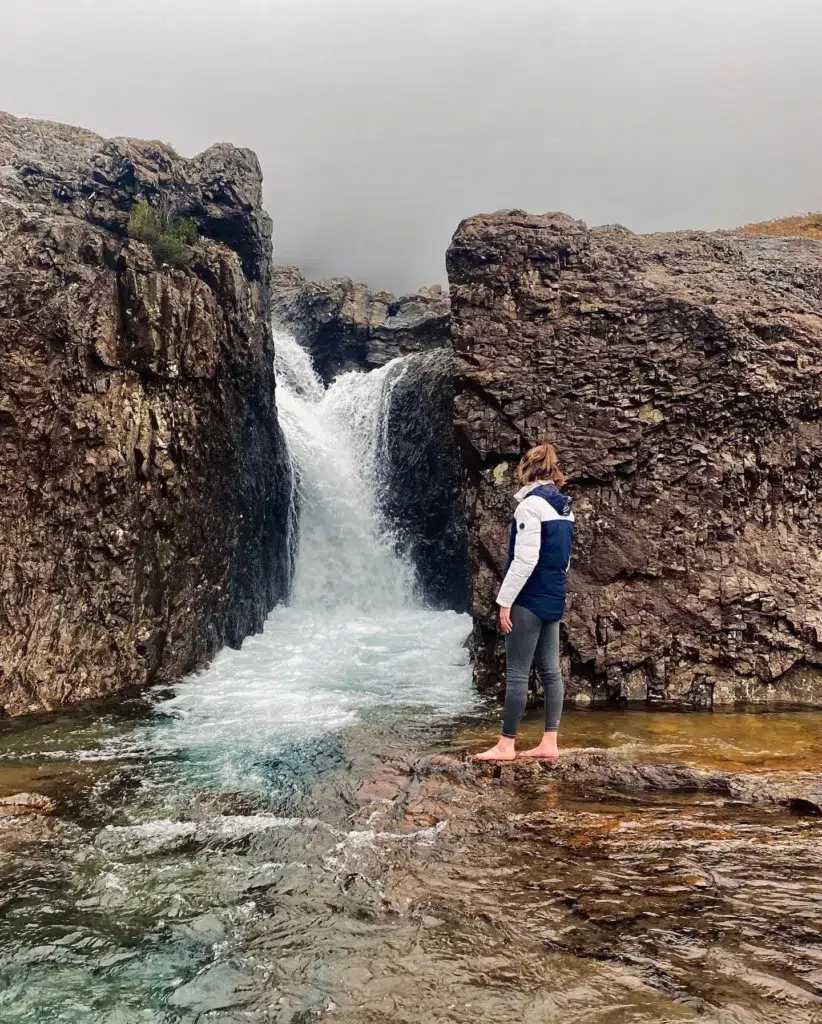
[501,605,564,738]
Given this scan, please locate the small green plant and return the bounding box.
[127,199,198,268]
[163,142,181,160]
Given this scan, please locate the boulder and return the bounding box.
[0,111,293,714]
[379,349,467,610]
[0,792,55,815]
[271,266,450,383]
[447,210,822,705]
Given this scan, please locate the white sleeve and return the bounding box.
[496,500,542,607]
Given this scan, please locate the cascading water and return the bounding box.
[147,330,476,770]
[274,330,414,610]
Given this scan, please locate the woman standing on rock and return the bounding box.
[476,444,574,761]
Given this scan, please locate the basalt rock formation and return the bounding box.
[0,111,292,715]
[447,210,822,706]
[271,265,450,383]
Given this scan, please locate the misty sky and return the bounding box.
[2,0,820,292]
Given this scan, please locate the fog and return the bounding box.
[2,0,820,292]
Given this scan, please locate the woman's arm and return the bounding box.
[496,498,543,613]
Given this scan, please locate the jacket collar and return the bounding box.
[514,479,556,502]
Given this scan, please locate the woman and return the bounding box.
[476,443,574,761]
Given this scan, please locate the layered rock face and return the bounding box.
[448,211,822,706]
[0,112,292,715]
[272,266,450,383]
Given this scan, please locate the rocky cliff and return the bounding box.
[447,210,822,706]
[0,112,292,715]
[271,266,450,383]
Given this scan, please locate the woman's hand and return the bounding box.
[499,606,513,634]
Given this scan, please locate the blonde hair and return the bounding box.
[517,443,566,488]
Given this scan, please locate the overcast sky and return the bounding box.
[2,0,820,292]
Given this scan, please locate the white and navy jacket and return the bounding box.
[496,480,574,622]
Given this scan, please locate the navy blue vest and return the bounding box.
[504,485,574,622]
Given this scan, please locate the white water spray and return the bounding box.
[274,330,414,610]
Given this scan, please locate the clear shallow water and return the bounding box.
[455,706,822,773]
[3,698,822,1024]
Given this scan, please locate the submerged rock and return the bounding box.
[447,210,822,705]
[168,963,255,1012]
[336,736,822,1022]
[0,111,293,715]
[272,266,450,384]
[424,750,822,816]
[0,792,55,816]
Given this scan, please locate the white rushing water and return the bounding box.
[151,329,476,771]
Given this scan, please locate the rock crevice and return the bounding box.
[271,266,450,384]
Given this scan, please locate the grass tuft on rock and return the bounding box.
[128,199,198,268]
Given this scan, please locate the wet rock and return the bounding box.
[361,741,822,1020]
[174,912,227,945]
[379,350,468,609]
[272,267,450,384]
[0,111,293,715]
[447,210,822,705]
[168,963,255,1012]
[0,792,55,815]
[423,749,822,816]
[356,767,410,804]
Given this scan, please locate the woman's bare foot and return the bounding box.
[518,731,559,759]
[474,737,517,761]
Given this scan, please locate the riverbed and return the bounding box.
[2,697,822,1024]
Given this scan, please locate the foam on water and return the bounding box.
[149,329,476,772]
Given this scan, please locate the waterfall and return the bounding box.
[150,330,476,767]
[274,330,414,610]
